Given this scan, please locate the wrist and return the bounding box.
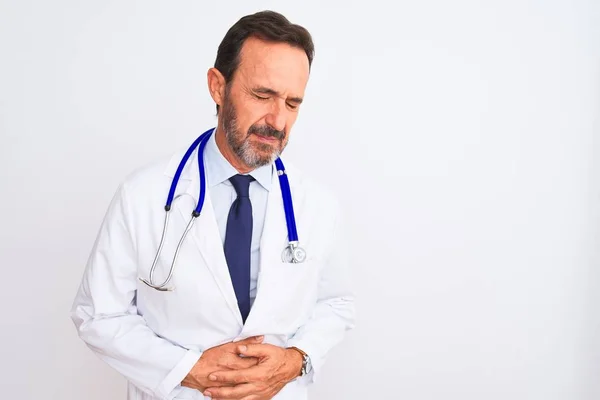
[286,347,305,377]
[181,356,208,391]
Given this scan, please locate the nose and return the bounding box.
[265,101,286,132]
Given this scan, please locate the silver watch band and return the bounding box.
[301,353,312,376]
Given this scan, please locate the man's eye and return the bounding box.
[287,103,298,110]
[254,94,269,100]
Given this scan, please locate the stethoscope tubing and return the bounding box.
[141,127,303,291]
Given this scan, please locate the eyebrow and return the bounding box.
[253,86,303,104]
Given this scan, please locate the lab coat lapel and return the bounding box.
[172,159,244,327]
[259,171,289,268]
[242,171,289,333]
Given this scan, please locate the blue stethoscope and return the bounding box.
[140,127,306,291]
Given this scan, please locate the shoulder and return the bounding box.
[117,146,189,199]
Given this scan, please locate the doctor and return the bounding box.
[71,10,355,400]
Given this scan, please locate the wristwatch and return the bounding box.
[289,346,312,377]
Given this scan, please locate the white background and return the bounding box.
[1,1,599,399]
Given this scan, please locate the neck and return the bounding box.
[214,125,253,174]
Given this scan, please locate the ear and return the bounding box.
[207,68,226,109]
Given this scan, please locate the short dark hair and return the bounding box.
[214,10,315,113]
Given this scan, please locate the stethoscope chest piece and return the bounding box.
[282,242,307,263]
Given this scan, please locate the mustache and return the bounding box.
[248,124,285,140]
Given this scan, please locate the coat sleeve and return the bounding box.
[286,200,356,383]
[70,182,201,399]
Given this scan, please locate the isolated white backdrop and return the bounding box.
[1,1,599,399]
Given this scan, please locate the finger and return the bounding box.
[228,336,264,354]
[204,383,256,400]
[220,354,259,369]
[236,335,264,345]
[231,355,260,369]
[208,366,264,385]
[237,343,275,358]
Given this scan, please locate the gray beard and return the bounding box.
[221,101,282,169]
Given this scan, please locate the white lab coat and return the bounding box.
[70,144,355,400]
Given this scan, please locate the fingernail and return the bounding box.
[209,374,217,381]
[204,391,212,397]
[239,345,247,352]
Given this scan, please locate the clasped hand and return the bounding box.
[182,336,303,400]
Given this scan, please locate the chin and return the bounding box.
[240,137,283,166]
[253,140,280,155]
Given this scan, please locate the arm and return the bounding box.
[70,182,200,399]
[286,203,356,383]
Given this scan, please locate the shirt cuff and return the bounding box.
[155,349,202,399]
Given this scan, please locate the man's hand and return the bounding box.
[202,343,304,400]
[181,336,264,392]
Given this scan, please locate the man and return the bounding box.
[71,10,355,400]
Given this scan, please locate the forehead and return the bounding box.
[234,36,310,94]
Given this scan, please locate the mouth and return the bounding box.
[251,133,280,144]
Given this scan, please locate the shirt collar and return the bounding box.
[204,131,273,191]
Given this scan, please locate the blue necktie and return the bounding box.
[224,174,254,323]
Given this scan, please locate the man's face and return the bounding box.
[220,36,310,169]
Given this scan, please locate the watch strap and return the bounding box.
[288,346,309,376]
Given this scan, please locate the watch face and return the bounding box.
[303,355,312,374]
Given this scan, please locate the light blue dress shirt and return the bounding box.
[204,132,272,306]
